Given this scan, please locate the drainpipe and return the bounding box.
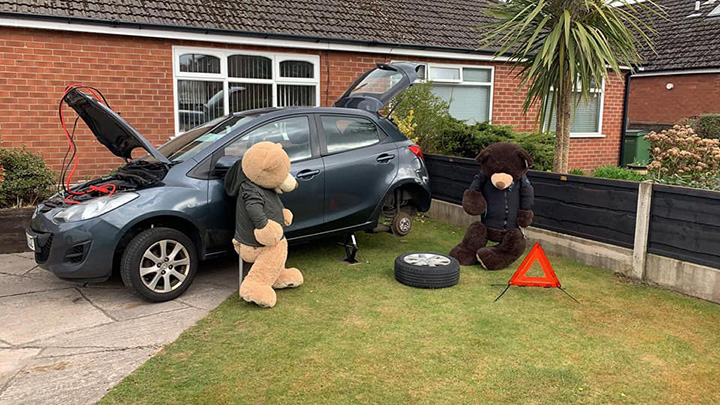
[618,71,631,167]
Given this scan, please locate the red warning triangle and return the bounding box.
[508,243,561,288]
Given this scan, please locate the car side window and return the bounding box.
[320,115,380,154]
[223,116,312,162]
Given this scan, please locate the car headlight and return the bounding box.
[54,192,139,222]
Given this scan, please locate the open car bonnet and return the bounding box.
[333,62,420,113]
[64,89,171,164]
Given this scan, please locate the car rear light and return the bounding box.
[408,144,424,161]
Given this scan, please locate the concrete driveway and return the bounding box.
[0,252,237,405]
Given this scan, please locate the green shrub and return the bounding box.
[683,114,720,139]
[432,120,555,171]
[0,147,56,208]
[510,131,554,171]
[391,84,554,171]
[653,173,720,191]
[592,165,647,181]
[391,82,452,152]
[568,168,586,176]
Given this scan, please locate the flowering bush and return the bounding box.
[645,125,720,189]
[392,109,418,143]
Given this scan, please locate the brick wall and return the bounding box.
[628,73,720,125]
[568,73,626,171]
[0,27,625,179]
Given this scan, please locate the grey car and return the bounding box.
[26,62,431,302]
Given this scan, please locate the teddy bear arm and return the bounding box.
[517,210,534,228]
[462,189,487,216]
[254,220,284,247]
[282,208,293,226]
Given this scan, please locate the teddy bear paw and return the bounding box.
[449,245,478,266]
[240,281,277,308]
[475,248,508,271]
[273,267,304,289]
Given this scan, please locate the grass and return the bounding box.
[101,218,720,404]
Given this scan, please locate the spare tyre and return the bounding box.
[394,252,460,289]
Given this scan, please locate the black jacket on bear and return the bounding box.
[469,170,534,230]
[224,161,285,247]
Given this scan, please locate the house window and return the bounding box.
[545,82,605,137]
[173,47,320,133]
[405,63,494,124]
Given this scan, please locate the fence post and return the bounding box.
[632,181,653,279]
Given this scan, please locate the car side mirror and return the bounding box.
[214,155,241,175]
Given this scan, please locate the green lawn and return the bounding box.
[102,218,720,404]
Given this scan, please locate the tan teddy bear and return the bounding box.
[224,141,303,308]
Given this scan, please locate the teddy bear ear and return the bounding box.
[518,148,533,169]
[475,149,489,165]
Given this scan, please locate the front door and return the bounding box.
[317,114,399,231]
[204,115,324,252]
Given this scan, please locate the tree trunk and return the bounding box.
[553,75,573,173]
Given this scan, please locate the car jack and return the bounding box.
[339,233,359,264]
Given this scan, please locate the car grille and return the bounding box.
[35,233,53,263]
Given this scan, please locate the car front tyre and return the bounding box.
[120,227,198,302]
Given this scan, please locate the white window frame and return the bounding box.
[545,80,606,138]
[172,46,320,135]
[405,62,495,123]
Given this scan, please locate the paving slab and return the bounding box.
[77,287,187,321]
[0,254,36,277]
[36,307,207,349]
[21,267,74,284]
[0,348,41,391]
[0,289,113,346]
[176,280,236,310]
[0,348,156,405]
[0,274,73,299]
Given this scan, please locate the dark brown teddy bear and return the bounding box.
[449,142,535,270]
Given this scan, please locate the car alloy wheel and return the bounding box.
[120,227,198,302]
[140,239,190,293]
[403,253,451,267]
[394,252,460,289]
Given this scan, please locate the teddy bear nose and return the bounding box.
[496,181,506,189]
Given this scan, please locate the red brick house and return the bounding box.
[628,0,720,128]
[0,1,627,178]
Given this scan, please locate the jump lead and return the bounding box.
[58,84,117,204]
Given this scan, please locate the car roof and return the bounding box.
[231,106,382,120]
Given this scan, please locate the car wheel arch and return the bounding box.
[112,214,205,275]
[370,180,431,224]
[387,181,432,212]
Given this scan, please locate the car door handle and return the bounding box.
[296,169,320,180]
[376,153,396,163]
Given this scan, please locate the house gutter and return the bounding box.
[0,12,509,61]
[632,67,720,77]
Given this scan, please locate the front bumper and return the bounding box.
[28,206,122,282]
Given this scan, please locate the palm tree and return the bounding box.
[479,0,663,173]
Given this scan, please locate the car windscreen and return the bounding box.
[152,115,256,163]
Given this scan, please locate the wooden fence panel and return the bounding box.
[648,185,720,268]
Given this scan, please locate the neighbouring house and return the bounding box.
[628,0,720,130]
[0,1,627,178]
